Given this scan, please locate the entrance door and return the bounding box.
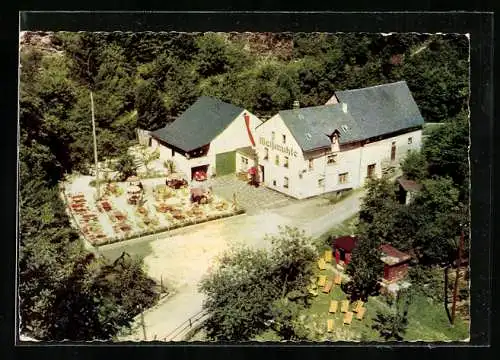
[259,165,265,183]
[191,165,209,180]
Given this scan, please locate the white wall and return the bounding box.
[254,114,306,198]
[359,129,422,183]
[151,110,262,179]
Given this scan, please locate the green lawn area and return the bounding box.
[254,260,469,342]
[404,293,469,341]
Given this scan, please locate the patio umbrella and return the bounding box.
[127,176,140,185]
[127,185,142,194]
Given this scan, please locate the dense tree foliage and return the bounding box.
[199,227,317,341]
[372,290,411,341]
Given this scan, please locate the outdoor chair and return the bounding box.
[356,307,366,320]
[334,274,342,285]
[317,258,327,270]
[324,249,333,263]
[343,311,354,325]
[318,275,327,286]
[322,280,333,294]
[329,300,338,313]
[327,319,335,332]
[353,300,365,313]
[341,300,349,313]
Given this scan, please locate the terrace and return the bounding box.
[62,175,242,246]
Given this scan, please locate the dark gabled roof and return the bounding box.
[151,96,244,152]
[334,81,424,140]
[278,104,364,152]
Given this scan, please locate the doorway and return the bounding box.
[259,165,265,183]
[391,142,396,161]
[367,163,376,178]
[191,165,209,180]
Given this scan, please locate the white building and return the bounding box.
[149,96,262,180]
[253,81,425,199]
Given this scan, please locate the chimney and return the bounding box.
[342,102,348,113]
[293,100,300,110]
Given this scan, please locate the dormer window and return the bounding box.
[331,131,340,153]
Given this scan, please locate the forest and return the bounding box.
[19,31,469,341]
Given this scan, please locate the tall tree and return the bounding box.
[135,80,169,130]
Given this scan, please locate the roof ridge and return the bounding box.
[336,80,407,93]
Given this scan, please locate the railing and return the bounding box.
[159,309,208,341]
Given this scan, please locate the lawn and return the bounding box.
[404,292,469,342]
[254,260,469,342]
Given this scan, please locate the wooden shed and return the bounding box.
[380,244,411,283]
[396,177,422,205]
[332,235,359,267]
[332,236,411,283]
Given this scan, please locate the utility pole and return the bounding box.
[141,310,147,340]
[90,91,100,200]
[451,226,464,325]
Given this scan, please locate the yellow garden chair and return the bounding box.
[341,300,349,313]
[327,319,335,332]
[343,311,354,325]
[329,300,338,313]
[356,307,367,320]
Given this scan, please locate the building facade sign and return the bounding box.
[259,137,298,157]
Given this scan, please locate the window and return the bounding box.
[282,134,286,144]
[241,157,248,165]
[318,178,325,187]
[273,180,277,186]
[171,148,175,157]
[339,172,349,184]
[284,156,289,168]
[264,148,269,160]
[408,137,413,145]
[367,164,376,178]
[391,141,396,161]
[327,154,337,165]
[308,159,314,171]
[272,131,275,142]
[284,177,289,188]
[275,155,280,166]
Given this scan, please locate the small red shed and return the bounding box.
[332,235,359,266]
[380,244,411,283]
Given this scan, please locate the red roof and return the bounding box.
[333,236,358,252]
[379,244,411,265]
